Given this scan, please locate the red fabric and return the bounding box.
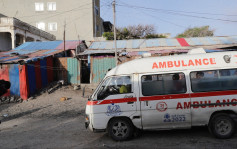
[19,65,29,100]
[46,57,54,83]
[87,98,137,105]
[34,61,42,90]
[177,38,190,47]
[0,65,10,96]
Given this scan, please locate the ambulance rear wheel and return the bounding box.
[108,118,134,141]
[209,113,235,139]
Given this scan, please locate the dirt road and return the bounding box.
[0,86,237,149]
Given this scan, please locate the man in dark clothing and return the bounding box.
[0,80,10,124]
[0,80,11,96]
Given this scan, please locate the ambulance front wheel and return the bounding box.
[108,118,134,141]
[208,113,235,139]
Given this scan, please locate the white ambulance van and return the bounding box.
[85,50,237,141]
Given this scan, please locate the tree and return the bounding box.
[176,26,214,38]
[102,32,114,40]
[102,24,167,40]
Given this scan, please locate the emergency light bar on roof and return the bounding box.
[187,48,206,54]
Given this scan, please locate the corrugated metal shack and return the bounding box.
[82,36,237,83]
[0,40,85,100]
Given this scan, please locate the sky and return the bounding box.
[100,0,237,37]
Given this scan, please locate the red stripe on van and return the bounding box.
[140,94,190,101]
[190,90,237,98]
[140,90,237,101]
[87,97,137,105]
[87,90,237,105]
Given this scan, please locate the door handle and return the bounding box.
[145,101,149,106]
[127,102,134,104]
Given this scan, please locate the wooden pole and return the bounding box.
[113,0,117,66]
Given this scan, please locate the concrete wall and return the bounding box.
[0,0,102,41]
[0,32,12,51]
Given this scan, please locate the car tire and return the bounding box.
[108,118,134,141]
[208,113,235,139]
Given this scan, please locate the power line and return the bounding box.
[19,2,93,19]
[116,8,187,29]
[79,4,112,39]
[26,3,93,24]
[40,2,109,30]
[138,10,187,28]
[50,2,111,41]
[55,3,109,31]
[117,4,237,23]
[57,10,93,30]
[118,1,237,17]
[100,0,112,8]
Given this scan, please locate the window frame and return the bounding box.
[36,22,46,30]
[48,22,57,31]
[47,2,56,11]
[35,2,44,11]
[190,68,237,93]
[141,72,187,97]
[96,75,133,100]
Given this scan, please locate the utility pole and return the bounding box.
[63,20,66,57]
[113,0,118,66]
[93,0,96,38]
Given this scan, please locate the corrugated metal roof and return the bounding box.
[79,49,122,55]
[14,41,62,51]
[55,41,81,50]
[88,36,237,50]
[127,49,190,56]
[0,40,82,64]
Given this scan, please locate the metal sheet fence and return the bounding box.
[55,58,68,84]
[55,57,80,85]
[67,58,80,85]
[0,65,10,96]
[91,56,116,83]
[27,63,37,96]
[0,57,81,100]
[9,64,20,96]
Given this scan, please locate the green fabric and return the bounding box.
[119,85,128,93]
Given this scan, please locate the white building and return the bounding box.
[0,14,56,52]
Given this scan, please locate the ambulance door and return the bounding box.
[94,75,137,121]
[139,72,191,130]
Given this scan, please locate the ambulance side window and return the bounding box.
[141,73,186,96]
[190,68,237,92]
[97,76,132,100]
